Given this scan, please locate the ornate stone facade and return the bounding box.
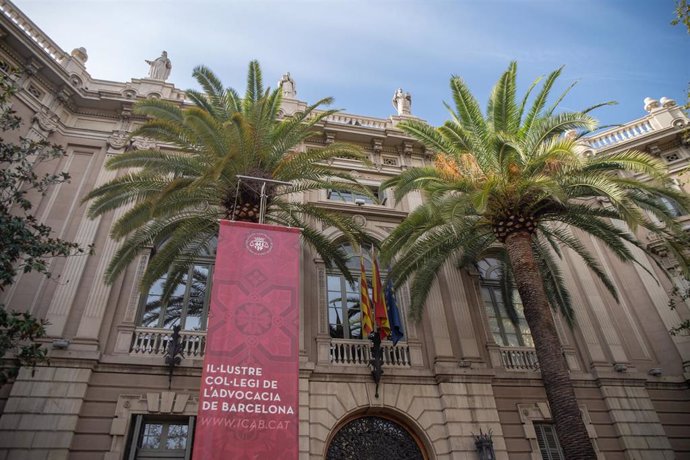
[0,1,689,459]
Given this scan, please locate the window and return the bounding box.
[139,239,216,331]
[327,416,425,459]
[534,423,565,460]
[328,243,373,339]
[478,257,533,347]
[140,264,212,331]
[127,416,194,460]
[658,196,686,217]
[327,187,380,204]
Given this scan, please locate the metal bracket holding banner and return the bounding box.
[234,175,292,224]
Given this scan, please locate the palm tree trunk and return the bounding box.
[504,231,596,459]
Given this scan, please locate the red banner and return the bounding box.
[193,221,300,460]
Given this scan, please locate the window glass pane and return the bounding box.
[505,333,520,347]
[326,242,397,342]
[166,424,188,449]
[328,188,378,204]
[479,261,533,349]
[477,257,502,280]
[535,423,565,460]
[328,290,343,307]
[140,423,163,449]
[502,318,518,335]
[185,265,208,331]
[480,287,492,302]
[521,330,534,347]
[488,318,500,333]
[159,272,188,330]
[142,277,166,328]
[142,304,162,328]
[349,308,362,339]
[327,275,341,291]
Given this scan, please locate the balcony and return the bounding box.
[329,338,412,367]
[130,327,206,358]
[499,347,539,371]
[584,118,654,151]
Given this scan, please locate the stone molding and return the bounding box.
[517,402,603,460]
[105,391,198,460]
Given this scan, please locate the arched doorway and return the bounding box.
[326,416,425,460]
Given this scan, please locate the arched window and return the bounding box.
[327,243,373,340]
[326,416,425,459]
[478,257,533,347]
[138,238,217,331]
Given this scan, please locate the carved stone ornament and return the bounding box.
[57,86,73,103]
[70,47,88,64]
[371,138,383,154]
[32,108,58,134]
[70,74,83,88]
[352,214,367,227]
[402,141,413,156]
[107,130,130,150]
[130,137,157,150]
[643,97,660,113]
[24,58,42,76]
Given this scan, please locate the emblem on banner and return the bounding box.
[246,232,273,255]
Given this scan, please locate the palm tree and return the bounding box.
[85,61,374,290]
[381,62,690,459]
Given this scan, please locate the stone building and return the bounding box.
[1,1,689,458]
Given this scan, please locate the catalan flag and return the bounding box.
[371,248,391,340]
[359,255,374,338]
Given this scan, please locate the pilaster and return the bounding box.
[45,153,118,337]
[598,380,674,459]
[0,366,91,459]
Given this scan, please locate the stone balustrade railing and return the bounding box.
[500,346,539,371]
[130,327,206,358]
[325,113,388,130]
[330,338,412,367]
[583,118,654,150]
[0,0,68,65]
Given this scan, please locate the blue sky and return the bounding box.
[16,0,689,128]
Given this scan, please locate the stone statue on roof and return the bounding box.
[279,72,296,98]
[146,51,172,81]
[392,88,412,116]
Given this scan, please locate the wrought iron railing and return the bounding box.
[500,346,539,371]
[130,327,206,358]
[329,338,412,367]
